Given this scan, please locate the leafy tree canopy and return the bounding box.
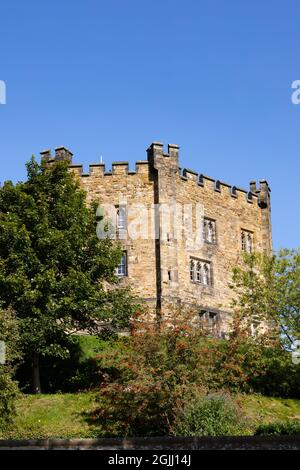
[0,307,21,428]
[0,158,138,392]
[230,250,300,348]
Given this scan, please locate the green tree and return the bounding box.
[275,249,300,345]
[0,158,137,393]
[230,249,300,347]
[0,307,21,430]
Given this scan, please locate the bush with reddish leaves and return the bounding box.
[91,310,276,436]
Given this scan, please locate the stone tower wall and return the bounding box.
[41,144,272,332]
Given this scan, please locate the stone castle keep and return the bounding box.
[41,143,272,336]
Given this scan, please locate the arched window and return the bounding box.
[199,310,217,330]
[208,312,217,327]
[202,219,207,242]
[241,232,246,252]
[247,233,252,253]
[190,260,195,281]
[196,261,201,282]
[203,218,216,244]
[116,206,127,239]
[190,258,212,286]
[117,207,126,230]
[250,322,258,337]
[202,263,209,285]
[241,230,254,253]
[207,221,214,243]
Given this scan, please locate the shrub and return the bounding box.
[91,320,212,436]
[91,313,256,436]
[0,371,19,430]
[255,421,300,435]
[248,347,300,398]
[0,307,21,430]
[90,307,298,436]
[172,394,245,436]
[93,378,177,436]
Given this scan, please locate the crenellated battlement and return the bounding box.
[41,143,270,208]
[41,146,73,164]
[66,160,151,178]
[42,143,270,209]
[179,168,264,205]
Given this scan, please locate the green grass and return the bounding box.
[1,392,101,439]
[1,392,300,439]
[238,394,300,431]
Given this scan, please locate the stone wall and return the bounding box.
[41,143,272,332]
[1,436,299,450]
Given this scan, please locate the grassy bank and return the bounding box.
[1,392,300,439]
[2,392,99,439]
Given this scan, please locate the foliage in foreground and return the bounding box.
[228,250,300,398]
[0,158,139,392]
[91,307,283,437]
[248,347,300,398]
[255,421,300,436]
[172,394,245,436]
[0,307,21,430]
[231,249,300,348]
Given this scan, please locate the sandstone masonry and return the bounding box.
[41,143,272,336]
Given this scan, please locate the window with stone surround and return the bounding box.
[190,258,212,286]
[199,309,218,329]
[117,251,127,276]
[116,205,127,238]
[241,229,253,253]
[203,218,216,244]
[250,322,259,338]
[190,259,195,281]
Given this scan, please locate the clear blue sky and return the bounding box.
[0,0,299,250]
